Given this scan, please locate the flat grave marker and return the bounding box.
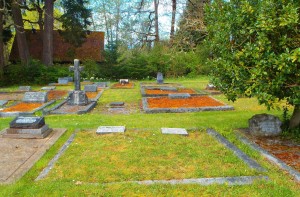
[19,86,31,91]
[41,86,56,91]
[161,128,188,136]
[168,93,191,99]
[96,126,126,134]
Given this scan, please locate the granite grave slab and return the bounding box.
[19,86,31,91]
[23,92,48,103]
[168,93,191,99]
[41,86,56,90]
[84,85,97,92]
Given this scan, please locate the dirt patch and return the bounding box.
[0,102,43,112]
[145,88,196,95]
[147,96,225,109]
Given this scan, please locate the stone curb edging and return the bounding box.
[207,129,266,172]
[35,131,77,181]
[237,133,300,182]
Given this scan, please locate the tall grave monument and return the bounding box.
[67,59,88,105]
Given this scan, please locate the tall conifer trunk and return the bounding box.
[42,0,54,66]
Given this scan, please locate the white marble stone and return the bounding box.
[161,128,188,136]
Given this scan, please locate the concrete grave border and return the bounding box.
[142,96,234,113]
[237,132,300,182]
[44,100,97,115]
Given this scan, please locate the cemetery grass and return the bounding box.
[0,77,299,196]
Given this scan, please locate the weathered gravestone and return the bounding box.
[23,92,48,103]
[3,116,52,138]
[67,59,88,105]
[157,72,164,84]
[84,85,97,92]
[58,78,69,84]
[19,86,31,91]
[94,82,109,88]
[249,114,282,136]
[109,102,125,107]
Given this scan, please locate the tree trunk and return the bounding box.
[12,0,30,66]
[42,0,54,66]
[289,104,300,129]
[0,5,5,80]
[154,0,159,42]
[170,0,176,44]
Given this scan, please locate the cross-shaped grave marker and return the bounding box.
[69,59,84,91]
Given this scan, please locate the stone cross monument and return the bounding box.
[67,59,88,105]
[69,59,83,91]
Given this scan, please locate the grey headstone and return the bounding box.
[0,100,8,106]
[67,77,73,82]
[19,86,31,91]
[67,90,88,105]
[10,116,45,129]
[96,126,126,134]
[58,78,69,84]
[23,92,48,103]
[41,86,56,90]
[161,128,188,136]
[84,85,97,92]
[206,84,216,90]
[157,72,163,84]
[249,114,282,136]
[94,82,109,88]
[168,93,191,99]
[109,102,125,107]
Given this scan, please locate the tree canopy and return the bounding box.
[206,0,300,128]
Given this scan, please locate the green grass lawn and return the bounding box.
[0,77,299,196]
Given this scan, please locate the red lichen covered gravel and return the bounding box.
[1,102,43,112]
[147,96,224,108]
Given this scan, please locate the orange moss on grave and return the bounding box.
[85,92,99,99]
[145,88,197,95]
[48,90,68,100]
[147,96,225,109]
[1,103,43,112]
[112,82,134,88]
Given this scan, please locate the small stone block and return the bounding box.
[19,86,31,91]
[109,102,125,107]
[168,93,191,99]
[0,100,8,106]
[41,86,56,90]
[23,92,48,103]
[161,128,188,136]
[58,78,69,84]
[94,82,109,87]
[7,124,50,135]
[96,126,125,134]
[84,85,97,92]
[160,87,177,91]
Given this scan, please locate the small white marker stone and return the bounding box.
[96,126,126,134]
[161,128,188,136]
